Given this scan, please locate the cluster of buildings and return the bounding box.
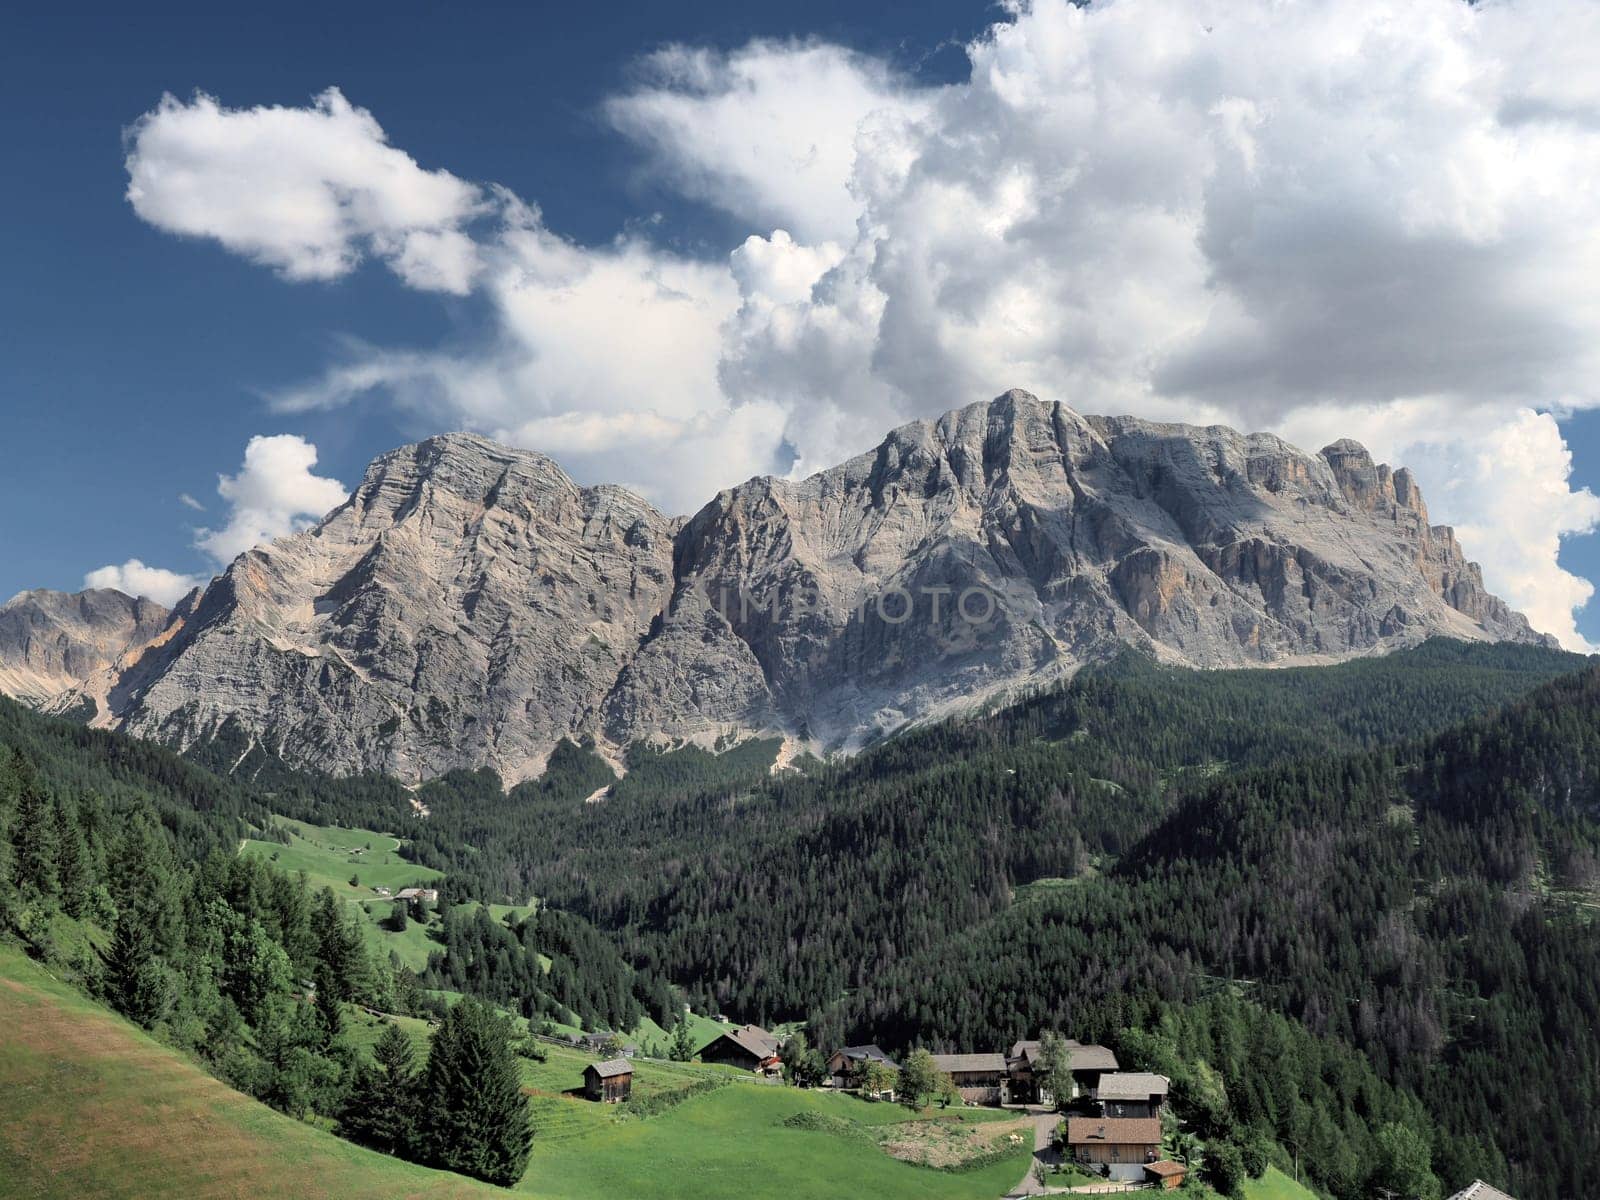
[926,1037,1121,1106]
[371,885,439,902]
[624,1024,1184,1184]
[570,1023,1521,1198]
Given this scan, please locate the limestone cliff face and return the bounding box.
[12,393,1551,780]
[0,589,171,706]
[102,434,679,782]
[610,393,1547,748]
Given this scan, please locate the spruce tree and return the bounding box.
[54,804,92,919]
[313,966,345,1047]
[339,1022,420,1155]
[669,1014,697,1061]
[417,997,532,1185]
[103,910,168,1026]
[11,762,58,898]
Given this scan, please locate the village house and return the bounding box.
[825,1044,899,1090]
[582,1058,633,1103]
[1066,1041,1119,1096]
[394,886,439,903]
[930,1052,1010,1105]
[579,1031,638,1058]
[1065,1116,1162,1182]
[698,1024,783,1077]
[1095,1071,1169,1118]
[1006,1040,1049,1105]
[1004,1037,1121,1103]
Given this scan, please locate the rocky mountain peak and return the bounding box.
[7,391,1555,782]
[0,588,171,706]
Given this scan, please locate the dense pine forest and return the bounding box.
[3,638,1598,1198]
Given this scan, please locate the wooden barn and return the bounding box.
[1144,1160,1188,1190]
[582,1057,633,1103]
[929,1053,1009,1105]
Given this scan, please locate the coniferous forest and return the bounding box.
[2,638,1598,1198]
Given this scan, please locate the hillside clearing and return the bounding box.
[0,944,497,1200]
[239,817,442,897]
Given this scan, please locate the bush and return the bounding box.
[621,1076,729,1119]
[779,1110,869,1140]
[1203,1140,1247,1198]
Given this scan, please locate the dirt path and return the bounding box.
[1005,1107,1063,1196]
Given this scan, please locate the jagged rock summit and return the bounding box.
[5,392,1551,782]
[0,588,172,706]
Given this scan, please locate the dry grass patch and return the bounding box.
[874,1113,1033,1168]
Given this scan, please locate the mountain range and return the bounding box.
[0,390,1550,782]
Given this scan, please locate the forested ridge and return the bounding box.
[377,639,1585,1022]
[4,638,1597,1198]
[827,665,1600,1200]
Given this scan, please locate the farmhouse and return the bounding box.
[930,1052,1009,1105]
[1004,1037,1121,1102]
[1065,1116,1162,1182]
[579,1031,638,1058]
[1095,1071,1169,1118]
[826,1044,898,1089]
[1066,1041,1119,1095]
[582,1058,633,1103]
[699,1024,783,1076]
[394,887,438,903]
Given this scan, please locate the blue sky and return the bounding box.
[4,0,1600,646]
[0,0,986,597]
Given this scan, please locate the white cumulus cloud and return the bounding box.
[605,41,930,242]
[84,560,205,607]
[195,434,350,563]
[126,0,1600,646]
[125,88,485,292]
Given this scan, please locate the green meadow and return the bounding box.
[1242,1165,1320,1200]
[240,816,443,897]
[3,943,1030,1200]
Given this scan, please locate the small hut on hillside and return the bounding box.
[582,1058,633,1103]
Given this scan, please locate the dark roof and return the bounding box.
[1067,1044,1119,1072]
[1065,1117,1162,1146]
[1096,1072,1169,1100]
[706,1024,781,1061]
[586,1058,633,1079]
[1145,1161,1187,1179]
[930,1052,1007,1075]
[832,1044,899,1069]
[1008,1036,1088,1061]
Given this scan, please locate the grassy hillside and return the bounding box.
[2,942,1027,1200]
[0,944,498,1200]
[1243,1167,1321,1200]
[241,817,442,897]
[513,1085,1029,1200]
